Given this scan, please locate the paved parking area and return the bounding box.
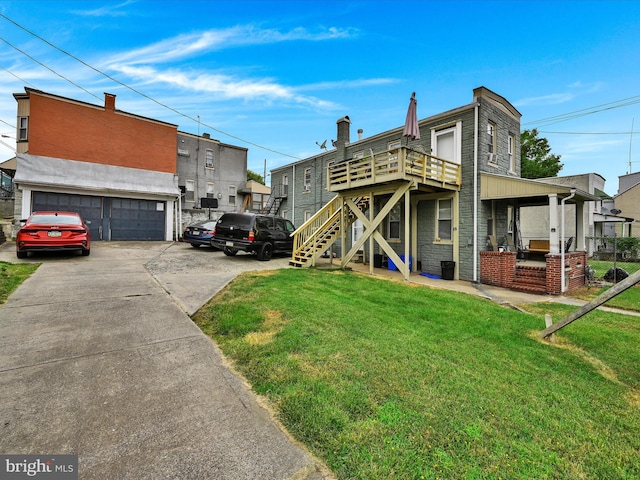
[0,241,328,480]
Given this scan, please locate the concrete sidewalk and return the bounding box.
[0,242,327,479]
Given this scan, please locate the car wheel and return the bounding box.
[82,248,90,256]
[190,243,200,248]
[16,250,27,259]
[223,247,238,256]
[257,242,273,261]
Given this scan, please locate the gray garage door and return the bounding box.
[32,192,166,241]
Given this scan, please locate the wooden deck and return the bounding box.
[327,146,461,192]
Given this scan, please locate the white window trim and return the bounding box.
[228,185,236,206]
[303,167,311,192]
[185,179,195,202]
[435,197,453,244]
[387,203,401,242]
[430,121,462,164]
[508,134,516,173]
[205,149,214,169]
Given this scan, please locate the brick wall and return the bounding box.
[545,252,587,295]
[479,251,516,287]
[28,92,177,174]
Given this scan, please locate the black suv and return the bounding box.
[210,213,296,261]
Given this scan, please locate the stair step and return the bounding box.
[511,284,547,294]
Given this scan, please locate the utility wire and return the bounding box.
[523,95,640,127]
[0,13,302,160]
[0,36,102,102]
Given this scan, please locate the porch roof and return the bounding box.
[480,173,600,205]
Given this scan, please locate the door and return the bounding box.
[32,192,103,240]
[109,198,166,240]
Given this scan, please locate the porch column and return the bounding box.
[549,194,560,254]
[575,201,585,251]
[404,188,411,275]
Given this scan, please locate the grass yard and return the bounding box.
[588,259,640,278]
[194,268,640,480]
[0,261,39,304]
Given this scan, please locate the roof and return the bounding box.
[480,173,601,204]
[0,157,17,171]
[239,180,270,195]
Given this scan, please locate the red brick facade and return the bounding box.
[26,91,177,174]
[480,251,587,295]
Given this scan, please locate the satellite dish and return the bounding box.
[610,208,622,215]
[316,140,327,150]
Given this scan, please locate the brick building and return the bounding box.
[12,88,180,240]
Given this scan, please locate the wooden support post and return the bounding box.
[544,314,555,343]
[540,268,640,339]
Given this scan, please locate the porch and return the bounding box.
[291,146,461,279]
[327,146,460,192]
[480,250,589,295]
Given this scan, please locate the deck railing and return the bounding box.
[327,147,461,191]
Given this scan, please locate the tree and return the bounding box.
[520,129,564,179]
[247,169,265,184]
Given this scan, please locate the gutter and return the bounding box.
[473,103,479,282]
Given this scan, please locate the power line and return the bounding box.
[539,130,640,135]
[0,13,302,161]
[523,95,640,127]
[0,36,102,102]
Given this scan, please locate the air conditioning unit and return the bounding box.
[487,153,497,163]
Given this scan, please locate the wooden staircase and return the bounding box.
[290,195,369,267]
[512,265,547,294]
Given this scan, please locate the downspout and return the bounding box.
[292,165,296,223]
[473,103,479,282]
[561,188,576,293]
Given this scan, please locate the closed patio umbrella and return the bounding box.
[402,92,420,142]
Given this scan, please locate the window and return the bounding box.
[437,199,452,241]
[282,175,289,196]
[388,204,401,240]
[185,180,195,202]
[205,149,214,168]
[353,151,364,159]
[228,186,236,206]
[304,167,311,192]
[508,134,515,172]
[487,121,497,163]
[431,122,462,164]
[18,116,28,141]
[206,183,215,198]
[304,210,312,222]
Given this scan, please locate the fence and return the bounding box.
[586,235,640,284]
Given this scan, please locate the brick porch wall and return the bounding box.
[479,251,517,287]
[545,252,588,295]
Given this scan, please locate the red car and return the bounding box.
[16,211,91,259]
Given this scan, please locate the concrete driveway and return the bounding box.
[0,242,328,479]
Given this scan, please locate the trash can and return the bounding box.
[374,254,383,268]
[441,261,455,280]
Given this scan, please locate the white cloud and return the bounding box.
[106,25,358,66]
[515,93,575,107]
[116,65,339,109]
[71,0,137,17]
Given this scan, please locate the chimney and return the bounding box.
[335,116,351,162]
[203,132,211,139]
[357,128,363,141]
[104,93,116,112]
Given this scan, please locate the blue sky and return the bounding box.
[1,0,640,195]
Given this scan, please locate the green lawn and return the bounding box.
[0,261,39,304]
[194,268,640,480]
[588,259,640,278]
